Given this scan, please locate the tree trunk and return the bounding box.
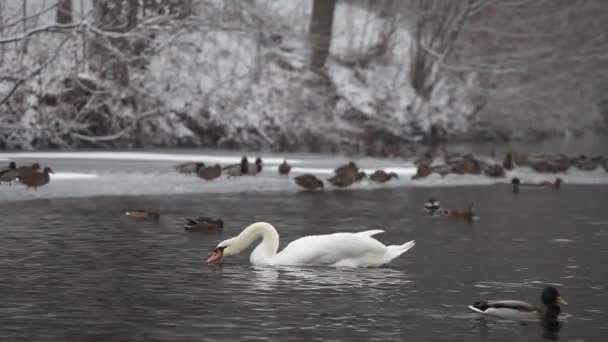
[90,0,139,87]
[56,0,73,24]
[309,0,336,71]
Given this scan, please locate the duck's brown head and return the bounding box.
[389,172,399,180]
[43,167,54,174]
[8,162,16,169]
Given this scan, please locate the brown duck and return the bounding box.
[16,163,41,180]
[184,217,224,231]
[440,203,476,222]
[334,161,358,174]
[369,170,398,183]
[0,162,18,183]
[19,167,53,189]
[125,209,160,220]
[278,160,291,175]
[294,174,324,190]
[197,164,222,181]
[174,162,205,174]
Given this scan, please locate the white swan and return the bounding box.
[207,222,415,267]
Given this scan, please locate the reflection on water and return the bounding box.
[1,183,608,341]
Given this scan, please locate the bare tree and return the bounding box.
[309,0,336,71]
[56,0,73,24]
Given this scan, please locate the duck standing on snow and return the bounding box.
[197,164,222,181]
[19,167,53,190]
[369,170,398,183]
[468,286,567,323]
[247,157,263,175]
[0,162,18,184]
[294,174,324,190]
[223,156,249,177]
[278,160,291,175]
[174,162,205,174]
[16,163,41,180]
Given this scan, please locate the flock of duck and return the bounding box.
[0,162,53,189]
[172,156,399,190]
[2,148,604,331]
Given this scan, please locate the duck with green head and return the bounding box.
[468,286,567,322]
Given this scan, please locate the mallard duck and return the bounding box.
[0,162,18,184]
[197,164,222,181]
[539,177,562,190]
[412,163,432,179]
[294,174,324,190]
[223,156,249,177]
[423,197,440,214]
[125,209,160,220]
[19,167,53,190]
[468,286,567,322]
[369,170,398,183]
[174,162,205,174]
[511,177,561,193]
[328,172,357,188]
[278,160,291,175]
[184,217,223,231]
[247,157,263,175]
[429,203,476,222]
[16,163,41,180]
[334,161,358,174]
[483,163,505,178]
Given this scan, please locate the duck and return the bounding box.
[247,157,263,175]
[294,174,324,190]
[468,286,567,322]
[328,166,366,188]
[411,162,432,179]
[174,162,205,174]
[511,177,562,193]
[278,160,291,175]
[442,203,476,222]
[369,170,398,183]
[423,197,441,214]
[16,163,41,180]
[18,167,53,190]
[539,177,562,190]
[125,209,160,220]
[223,156,249,177]
[197,164,222,181]
[184,217,223,231]
[0,162,18,184]
[334,161,358,174]
[206,221,415,267]
[429,203,476,222]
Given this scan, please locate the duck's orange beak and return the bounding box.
[207,248,223,263]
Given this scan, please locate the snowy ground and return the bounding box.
[1,151,607,202]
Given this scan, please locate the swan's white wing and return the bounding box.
[274,232,387,266]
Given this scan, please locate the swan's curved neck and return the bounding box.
[233,222,279,263]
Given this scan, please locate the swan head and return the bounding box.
[207,237,243,263]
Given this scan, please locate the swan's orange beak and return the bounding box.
[207,247,223,263]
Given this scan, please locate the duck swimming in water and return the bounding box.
[468,286,567,322]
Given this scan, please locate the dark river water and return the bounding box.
[1,182,607,341]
